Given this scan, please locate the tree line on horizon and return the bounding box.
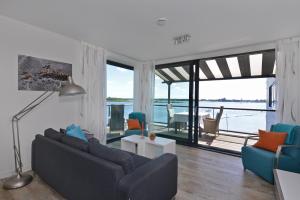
[107,97,266,103]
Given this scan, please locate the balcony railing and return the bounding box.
[153,104,276,135]
[106,103,276,135]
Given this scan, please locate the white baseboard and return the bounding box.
[0,169,15,180]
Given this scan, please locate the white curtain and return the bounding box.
[80,42,107,144]
[133,61,155,130]
[276,38,300,124]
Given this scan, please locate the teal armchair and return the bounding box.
[124,112,148,137]
[241,123,300,183]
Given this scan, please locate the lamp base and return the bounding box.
[3,173,33,190]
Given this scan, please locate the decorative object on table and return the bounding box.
[18,55,72,91]
[149,133,156,141]
[3,76,85,190]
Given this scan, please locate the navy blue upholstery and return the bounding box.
[89,140,135,174]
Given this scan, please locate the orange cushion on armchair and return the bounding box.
[127,119,141,130]
[254,130,288,152]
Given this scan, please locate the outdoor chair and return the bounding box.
[242,123,300,184]
[167,104,175,132]
[109,104,125,132]
[200,106,223,137]
[167,104,187,133]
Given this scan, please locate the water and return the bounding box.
[107,100,270,133]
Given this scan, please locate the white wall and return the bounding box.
[0,16,82,178]
[0,15,141,179]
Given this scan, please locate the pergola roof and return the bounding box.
[155,49,276,83]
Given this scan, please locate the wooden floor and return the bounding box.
[0,144,275,200]
[154,125,257,153]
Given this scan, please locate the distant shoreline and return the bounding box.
[107,97,266,103]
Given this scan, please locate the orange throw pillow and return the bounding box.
[127,119,141,130]
[254,130,288,152]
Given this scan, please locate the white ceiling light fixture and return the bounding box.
[174,34,191,45]
[156,17,168,26]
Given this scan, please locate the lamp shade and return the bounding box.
[59,76,86,96]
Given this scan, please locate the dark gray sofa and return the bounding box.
[32,129,178,200]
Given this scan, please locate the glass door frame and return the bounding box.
[155,59,240,155]
[106,60,134,144]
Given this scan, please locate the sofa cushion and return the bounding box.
[44,128,64,141]
[129,153,151,168]
[61,135,89,152]
[89,141,135,174]
[271,123,296,144]
[88,137,100,143]
[127,119,141,130]
[271,124,300,158]
[254,130,287,152]
[129,112,146,127]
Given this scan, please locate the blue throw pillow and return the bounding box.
[66,125,88,142]
[66,124,77,132]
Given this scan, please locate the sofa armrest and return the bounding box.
[275,145,300,168]
[243,135,259,146]
[118,153,178,200]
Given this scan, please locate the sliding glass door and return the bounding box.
[153,62,196,144]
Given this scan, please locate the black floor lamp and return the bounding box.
[3,76,86,190]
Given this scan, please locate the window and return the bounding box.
[106,60,134,142]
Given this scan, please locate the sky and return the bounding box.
[107,64,268,100]
[107,64,134,98]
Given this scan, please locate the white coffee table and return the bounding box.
[121,135,176,159]
[121,135,145,155]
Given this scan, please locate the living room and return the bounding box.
[0,1,300,200]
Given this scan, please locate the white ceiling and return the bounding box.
[0,0,300,61]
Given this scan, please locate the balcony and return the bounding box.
[153,104,276,153]
[106,102,276,153]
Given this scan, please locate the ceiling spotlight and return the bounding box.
[174,34,191,45]
[156,17,168,26]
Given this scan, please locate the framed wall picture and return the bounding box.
[18,55,72,91]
